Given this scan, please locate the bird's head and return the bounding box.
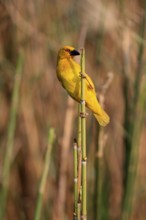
[57,46,80,60]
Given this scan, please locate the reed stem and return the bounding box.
[80,48,87,220]
[73,139,78,220]
[34,128,55,220]
[77,103,82,203]
[0,55,23,220]
[77,202,81,220]
[94,129,104,220]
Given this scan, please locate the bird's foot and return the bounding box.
[80,112,88,118]
[79,72,86,79]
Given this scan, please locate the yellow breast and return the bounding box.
[57,58,81,101]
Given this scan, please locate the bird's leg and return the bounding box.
[79,72,94,90]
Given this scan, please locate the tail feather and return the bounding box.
[86,95,110,126]
[94,110,110,127]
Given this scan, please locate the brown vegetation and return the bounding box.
[0,0,146,220]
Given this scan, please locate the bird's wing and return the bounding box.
[74,62,95,90]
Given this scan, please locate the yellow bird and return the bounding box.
[56,46,110,126]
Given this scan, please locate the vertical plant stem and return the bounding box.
[0,55,23,220]
[73,139,78,220]
[77,104,82,219]
[34,128,55,220]
[80,48,87,220]
[94,129,104,220]
[77,103,82,204]
[77,203,81,220]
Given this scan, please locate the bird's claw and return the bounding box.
[79,72,86,79]
[80,112,88,118]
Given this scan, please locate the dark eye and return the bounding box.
[65,48,70,53]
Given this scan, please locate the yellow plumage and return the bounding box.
[56,46,110,126]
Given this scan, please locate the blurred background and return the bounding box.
[0,0,146,220]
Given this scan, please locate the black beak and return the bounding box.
[70,49,80,56]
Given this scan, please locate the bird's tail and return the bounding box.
[94,110,110,127]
